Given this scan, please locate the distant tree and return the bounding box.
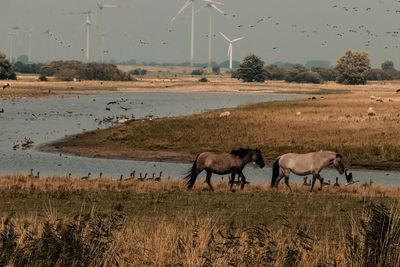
[367,69,392,81]
[311,67,336,81]
[233,54,266,82]
[305,60,330,69]
[334,50,371,85]
[16,55,29,64]
[381,60,394,70]
[264,64,287,80]
[0,53,16,80]
[285,64,308,82]
[272,61,295,69]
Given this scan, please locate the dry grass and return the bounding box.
[0,175,399,266]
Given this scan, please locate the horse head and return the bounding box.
[333,153,345,174]
[253,148,265,168]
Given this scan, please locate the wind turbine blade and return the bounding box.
[204,0,223,5]
[171,0,192,22]
[231,37,245,43]
[210,4,225,15]
[102,4,119,8]
[227,44,232,58]
[219,32,231,42]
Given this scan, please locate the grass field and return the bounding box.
[0,175,398,266]
[53,86,400,169]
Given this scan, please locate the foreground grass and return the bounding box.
[0,175,399,266]
[57,89,400,168]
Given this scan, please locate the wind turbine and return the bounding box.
[219,32,244,69]
[8,33,15,63]
[203,0,227,69]
[27,30,32,63]
[81,10,93,63]
[10,26,20,63]
[43,29,51,63]
[171,0,197,67]
[96,1,120,61]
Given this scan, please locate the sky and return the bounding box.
[1,0,400,67]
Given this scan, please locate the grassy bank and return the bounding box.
[53,89,400,168]
[0,175,398,266]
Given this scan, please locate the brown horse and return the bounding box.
[271,151,345,192]
[184,148,265,190]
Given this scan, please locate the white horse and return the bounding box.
[271,151,345,192]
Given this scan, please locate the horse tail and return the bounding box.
[271,157,281,187]
[183,154,200,189]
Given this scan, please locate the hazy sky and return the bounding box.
[1,0,400,67]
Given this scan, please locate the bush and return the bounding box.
[265,64,287,80]
[0,53,16,80]
[40,61,132,81]
[13,62,43,74]
[191,69,204,76]
[212,66,220,75]
[367,69,393,81]
[311,67,336,81]
[38,75,48,81]
[130,68,147,76]
[234,54,267,82]
[334,50,371,85]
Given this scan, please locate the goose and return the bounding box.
[81,172,91,180]
[34,172,40,179]
[333,177,340,187]
[155,171,162,182]
[28,169,34,178]
[99,172,103,179]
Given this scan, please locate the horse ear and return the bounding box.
[336,153,343,159]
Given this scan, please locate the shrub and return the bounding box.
[212,66,220,75]
[265,64,287,80]
[367,69,392,81]
[40,61,131,81]
[38,75,48,82]
[311,67,336,81]
[234,54,267,82]
[130,68,147,76]
[0,53,16,80]
[334,50,371,85]
[13,62,43,74]
[191,69,204,76]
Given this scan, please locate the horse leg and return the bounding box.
[239,172,246,190]
[274,173,286,189]
[205,171,214,191]
[284,176,292,191]
[310,175,317,192]
[230,172,236,190]
[317,174,323,191]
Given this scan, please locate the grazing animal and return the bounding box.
[271,151,345,192]
[367,107,376,116]
[183,148,265,190]
[2,83,10,90]
[81,172,91,180]
[219,111,231,118]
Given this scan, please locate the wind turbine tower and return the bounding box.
[82,10,92,63]
[219,32,244,69]
[171,0,197,67]
[96,1,119,62]
[203,0,226,69]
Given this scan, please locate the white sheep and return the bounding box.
[367,107,376,116]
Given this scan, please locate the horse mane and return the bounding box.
[230,148,254,158]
